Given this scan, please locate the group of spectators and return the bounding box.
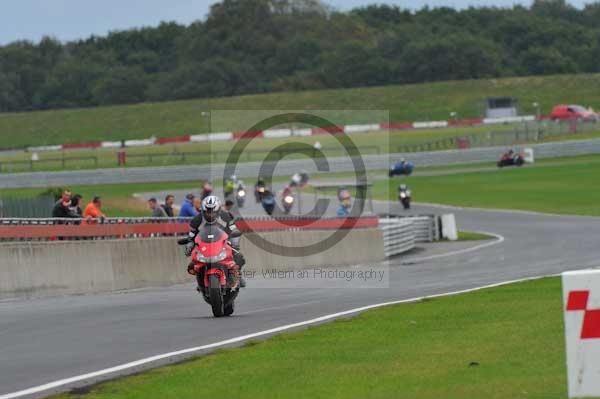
[147,192,235,219]
[147,194,175,218]
[51,184,233,221]
[51,190,105,220]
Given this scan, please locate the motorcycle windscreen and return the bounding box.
[195,226,228,257]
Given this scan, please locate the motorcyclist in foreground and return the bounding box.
[184,196,247,288]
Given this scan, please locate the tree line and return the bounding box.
[1,0,599,113]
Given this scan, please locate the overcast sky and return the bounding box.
[0,0,592,45]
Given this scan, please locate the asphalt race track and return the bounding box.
[1,197,600,397]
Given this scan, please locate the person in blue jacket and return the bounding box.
[337,189,351,217]
[179,193,199,218]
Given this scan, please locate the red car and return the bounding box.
[550,105,598,121]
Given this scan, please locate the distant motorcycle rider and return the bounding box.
[201,180,214,200]
[224,175,236,199]
[184,195,247,287]
[254,177,267,203]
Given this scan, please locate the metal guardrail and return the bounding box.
[379,214,439,243]
[380,219,416,257]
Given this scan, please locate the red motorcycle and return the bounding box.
[498,150,525,168]
[179,225,240,317]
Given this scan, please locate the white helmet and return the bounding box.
[201,195,221,223]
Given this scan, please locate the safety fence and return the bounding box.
[20,116,535,153]
[0,156,98,173]
[379,218,416,257]
[0,216,380,242]
[120,145,382,167]
[394,119,598,153]
[379,214,439,243]
[0,195,56,218]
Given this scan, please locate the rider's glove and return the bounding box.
[184,241,195,257]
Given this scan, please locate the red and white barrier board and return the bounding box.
[24,115,537,153]
[563,269,600,398]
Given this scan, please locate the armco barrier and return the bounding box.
[379,219,415,257]
[379,215,439,243]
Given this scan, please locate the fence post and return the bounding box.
[117,151,126,166]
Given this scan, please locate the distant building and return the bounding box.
[486,97,519,119]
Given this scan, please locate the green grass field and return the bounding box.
[50,277,570,399]
[2,73,600,149]
[4,154,600,217]
[379,154,600,216]
[0,126,472,172]
[456,231,494,241]
[1,122,598,173]
[0,123,531,173]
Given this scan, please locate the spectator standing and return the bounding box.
[337,189,352,217]
[52,190,74,218]
[149,198,167,217]
[193,197,202,214]
[161,195,175,217]
[84,196,105,221]
[201,180,213,200]
[179,193,197,217]
[70,194,83,218]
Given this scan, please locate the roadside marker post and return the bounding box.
[563,269,600,398]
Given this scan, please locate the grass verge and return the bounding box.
[50,277,568,399]
[379,153,600,216]
[457,231,495,241]
[4,153,600,217]
[0,124,519,173]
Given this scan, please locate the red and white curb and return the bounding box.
[26,115,536,153]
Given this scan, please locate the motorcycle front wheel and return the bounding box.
[208,274,224,317]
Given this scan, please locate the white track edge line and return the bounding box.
[0,271,557,399]
[402,231,505,263]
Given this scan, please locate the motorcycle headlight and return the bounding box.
[196,251,208,262]
[284,195,294,204]
[400,193,406,198]
[238,190,246,197]
[213,248,227,262]
[197,248,227,263]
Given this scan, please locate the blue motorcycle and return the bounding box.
[261,191,276,215]
[389,161,414,177]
